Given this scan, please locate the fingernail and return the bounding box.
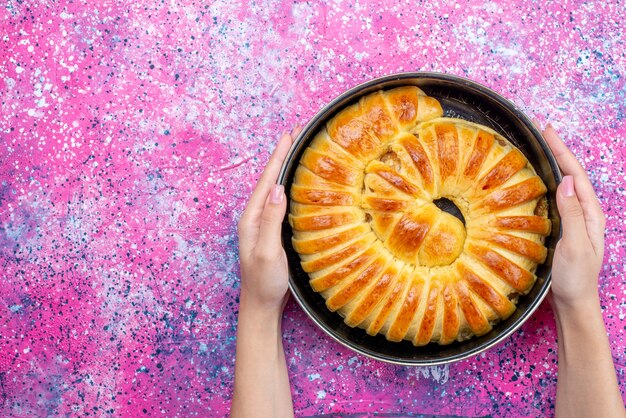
[270,184,284,204]
[562,175,575,197]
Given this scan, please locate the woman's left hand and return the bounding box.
[237,127,300,315]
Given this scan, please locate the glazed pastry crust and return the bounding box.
[289,87,550,345]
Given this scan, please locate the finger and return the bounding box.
[248,131,293,209]
[531,118,542,131]
[556,175,593,250]
[543,125,605,249]
[543,124,599,205]
[280,292,290,311]
[256,184,287,254]
[290,125,302,138]
[543,125,587,178]
[240,131,295,226]
[571,174,606,255]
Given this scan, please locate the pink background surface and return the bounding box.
[1,0,625,416]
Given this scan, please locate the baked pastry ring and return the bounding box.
[289,87,550,345]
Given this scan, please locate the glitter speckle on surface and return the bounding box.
[1,0,624,416]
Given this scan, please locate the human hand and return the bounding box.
[233,128,300,417]
[542,124,606,313]
[237,127,301,316]
[542,125,625,418]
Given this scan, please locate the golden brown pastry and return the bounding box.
[289,86,550,345]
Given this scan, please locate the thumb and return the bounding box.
[256,184,287,252]
[556,175,587,241]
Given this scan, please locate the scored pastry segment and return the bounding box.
[455,125,481,178]
[475,148,529,194]
[383,86,425,129]
[293,165,354,192]
[289,204,362,232]
[326,102,382,161]
[471,176,547,215]
[411,125,442,197]
[480,232,548,264]
[492,215,552,235]
[414,282,441,345]
[361,195,412,212]
[291,221,369,251]
[345,260,402,328]
[440,280,461,345]
[462,129,496,186]
[300,147,363,187]
[365,160,426,199]
[365,265,412,336]
[434,122,460,186]
[382,86,443,131]
[385,274,426,342]
[289,86,549,346]
[308,129,365,170]
[290,185,357,206]
[396,133,436,194]
[308,242,381,292]
[465,243,536,293]
[359,91,399,142]
[385,205,437,265]
[290,210,357,232]
[325,253,391,312]
[457,259,517,319]
[374,265,418,338]
[299,233,377,273]
[455,279,492,337]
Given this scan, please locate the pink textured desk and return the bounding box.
[1,1,624,416]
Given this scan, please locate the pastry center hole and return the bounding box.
[433,197,465,225]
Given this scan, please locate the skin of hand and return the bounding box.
[542,124,625,418]
[231,127,300,418]
[544,124,606,311]
[237,127,301,314]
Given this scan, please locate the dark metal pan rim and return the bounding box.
[278,71,562,366]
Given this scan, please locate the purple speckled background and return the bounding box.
[1,0,625,416]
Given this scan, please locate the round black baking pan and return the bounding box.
[277,72,562,366]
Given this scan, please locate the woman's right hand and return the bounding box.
[542,124,624,418]
[542,124,606,313]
